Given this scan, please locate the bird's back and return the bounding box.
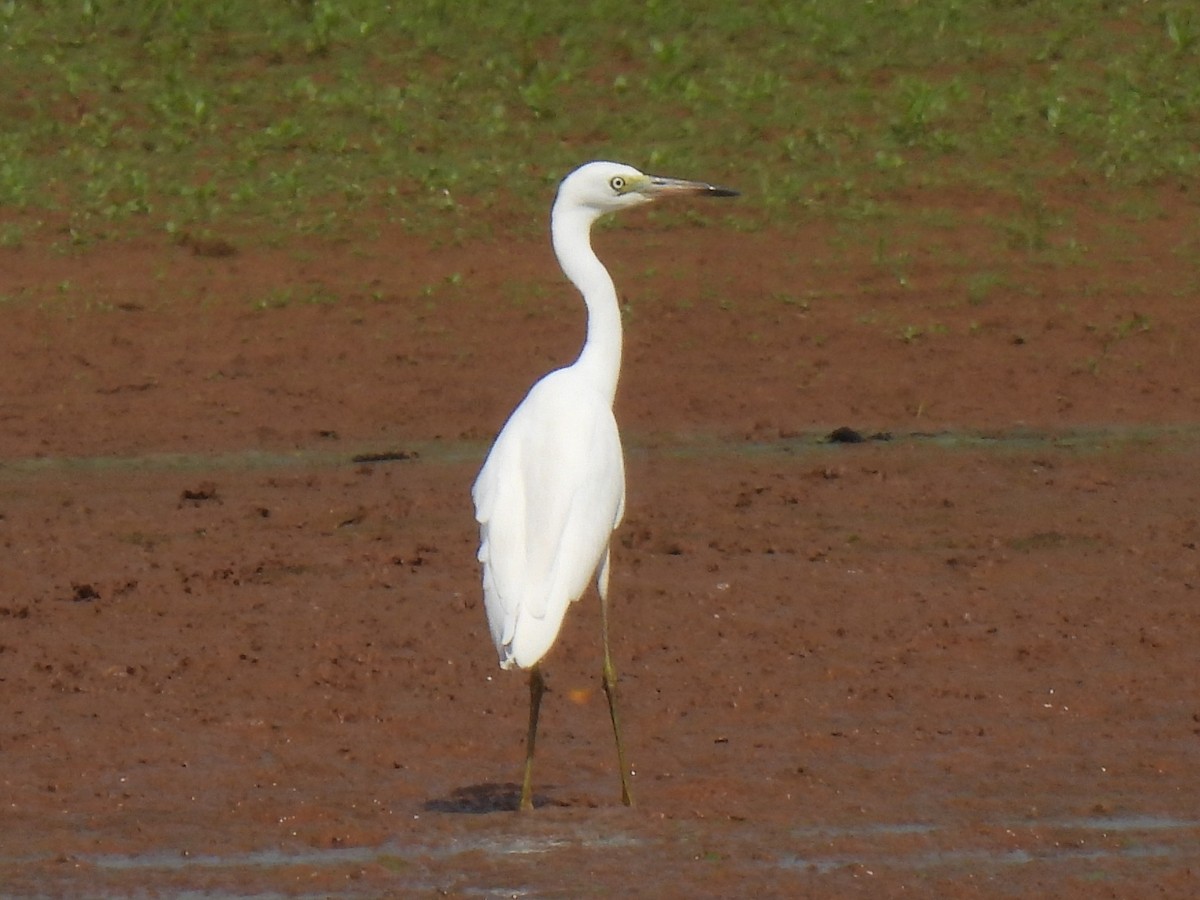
[473,368,625,669]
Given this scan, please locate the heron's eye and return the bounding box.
[609,176,625,193]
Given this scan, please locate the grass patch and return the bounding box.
[0,1,1196,250]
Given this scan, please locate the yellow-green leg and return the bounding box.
[519,664,545,812]
[599,550,634,807]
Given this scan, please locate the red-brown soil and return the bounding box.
[2,194,1198,896]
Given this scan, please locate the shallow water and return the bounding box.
[7,814,1193,897]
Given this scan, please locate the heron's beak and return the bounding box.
[641,175,739,199]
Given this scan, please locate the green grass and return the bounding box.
[0,1,1197,247]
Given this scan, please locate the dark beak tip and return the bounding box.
[708,186,739,198]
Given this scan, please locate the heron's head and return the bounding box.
[555,161,738,219]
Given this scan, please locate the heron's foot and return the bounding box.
[620,783,635,807]
[519,782,534,812]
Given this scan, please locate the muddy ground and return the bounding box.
[1,195,1199,897]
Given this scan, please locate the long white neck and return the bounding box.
[551,202,622,406]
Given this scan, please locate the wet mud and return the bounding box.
[2,219,1199,896]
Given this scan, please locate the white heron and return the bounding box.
[472,161,737,811]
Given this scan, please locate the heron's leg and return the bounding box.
[598,549,634,807]
[519,664,545,812]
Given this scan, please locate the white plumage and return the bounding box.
[474,368,625,668]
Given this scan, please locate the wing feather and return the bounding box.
[472,370,624,668]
